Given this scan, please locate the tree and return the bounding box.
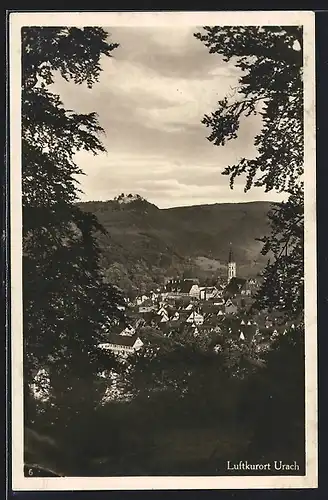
[253,187,304,315]
[194,28,306,469]
[194,26,304,318]
[241,324,305,466]
[22,27,125,421]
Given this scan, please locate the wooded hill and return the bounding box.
[79,196,275,296]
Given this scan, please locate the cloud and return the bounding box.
[107,26,242,81]
[74,149,285,209]
[50,26,281,208]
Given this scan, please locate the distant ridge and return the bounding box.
[165,200,280,210]
[81,198,279,210]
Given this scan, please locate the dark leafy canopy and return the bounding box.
[255,186,304,315]
[22,27,124,390]
[195,26,304,317]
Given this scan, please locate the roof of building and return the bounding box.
[225,277,247,295]
[177,312,189,322]
[202,313,220,325]
[187,310,204,318]
[199,286,218,293]
[141,311,157,323]
[225,299,238,308]
[153,315,166,325]
[106,333,141,347]
[179,281,196,293]
[201,303,225,314]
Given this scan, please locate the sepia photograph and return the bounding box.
[9,10,317,490]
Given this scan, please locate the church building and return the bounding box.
[227,244,236,282]
[224,245,247,300]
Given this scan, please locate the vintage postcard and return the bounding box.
[9,10,317,490]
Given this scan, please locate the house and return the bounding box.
[189,284,201,298]
[171,311,180,321]
[120,325,136,336]
[247,278,259,293]
[164,279,181,293]
[135,316,147,328]
[98,334,144,355]
[203,313,219,326]
[150,291,160,301]
[199,286,220,300]
[186,311,204,325]
[225,298,238,315]
[136,294,150,306]
[160,312,169,323]
[175,280,200,297]
[157,305,168,316]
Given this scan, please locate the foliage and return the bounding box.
[26,328,305,476]
[22,27,125,408]
[242,324,305,463]
[122,320,263,400]
[254,187,304,315]
[195,26,304,318]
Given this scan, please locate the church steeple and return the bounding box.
[227,243,236,282]
[228,244,234,263]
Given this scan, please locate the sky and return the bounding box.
[53,26,285,208]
